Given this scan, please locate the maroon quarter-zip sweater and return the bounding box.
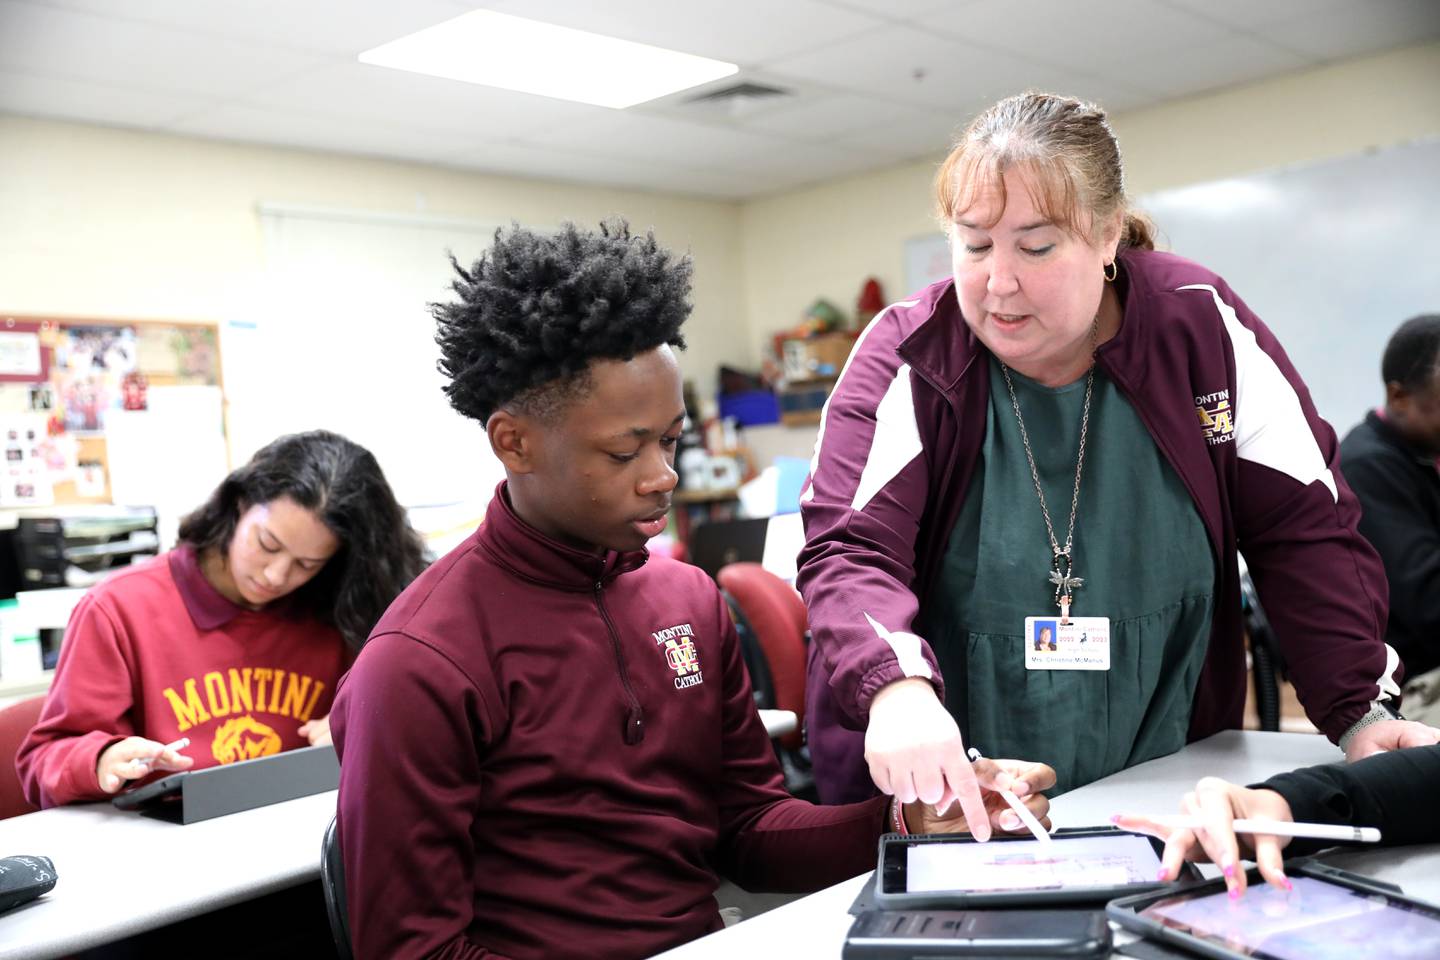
[331,484,887,960]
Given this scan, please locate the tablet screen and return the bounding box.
[903,833,1163,893]
[1141,875,1440,959]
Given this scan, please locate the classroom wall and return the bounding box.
[737,41,1440,352]
[3,39,1437,506]
[0,116,747,407]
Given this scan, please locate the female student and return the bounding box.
[1117,744,1440,897]
[18,429,427,807]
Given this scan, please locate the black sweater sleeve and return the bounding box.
[1254,744,1440,853]
[1342,454,1440,647]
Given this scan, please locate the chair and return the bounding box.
[0,696,45,820]
[716,563,808,752]
[1240,569,1285,732]
[321,814,354,960]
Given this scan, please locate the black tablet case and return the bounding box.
[111,744,339,824]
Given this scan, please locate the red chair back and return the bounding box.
[717,563,807,750]
[0,696,44,820]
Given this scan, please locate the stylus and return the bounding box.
[1127,815,1381,844]
[966,747,1052,845]
[133,737,190,771]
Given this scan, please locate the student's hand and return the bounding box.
[96,736,194,794]
[1343,718,1440,761]
[907,758,1056,837]
[298,715,332,746]
[1113,776,1296,897]
[867,678,991,840]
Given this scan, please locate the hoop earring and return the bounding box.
[1103,261,1117,282]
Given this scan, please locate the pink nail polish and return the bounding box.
[1229,886,1240,900]
[1223,863,1236,878]
[1282,878,1293,891]
[1110,814,1121,824]
[1157,868,1169,882]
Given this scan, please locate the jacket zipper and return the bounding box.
[595,580,645,745]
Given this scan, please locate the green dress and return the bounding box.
[919,357,1216,795]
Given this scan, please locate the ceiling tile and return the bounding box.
[19,0,464,57]
[737,93,952,141]
[767,24,1075,112]
[1256,0,1440,61]
[930,0,1231,74]
[815,0,979,23]
[235,61,608,143]
[1156,0,1375,32]
[527,111,809,170]
[477,0,884,66]
[1120,34,1311,99]
[828,107,958,162]
[166,104,484,165]
[0,68,214,127]
[443,140,750,198]
[0,0,325,97]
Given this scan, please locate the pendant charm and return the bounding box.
[1048,553,1084,626]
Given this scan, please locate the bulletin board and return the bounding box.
[0,314,227,508]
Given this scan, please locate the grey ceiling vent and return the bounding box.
[680,81,794,119]
[684,81,792,105]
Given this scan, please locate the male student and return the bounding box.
[1340,314,1440,725]
[330,220,1056,960]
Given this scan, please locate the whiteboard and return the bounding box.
[1136,138,1440,437]
[229,205,508,509]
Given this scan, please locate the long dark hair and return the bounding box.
[178,430,428,650]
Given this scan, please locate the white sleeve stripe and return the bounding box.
[1179,284,1338,503]
[1378,644,1401,701]
[863,611,933,680]
[802,298,921,507]
[851,365,924,512]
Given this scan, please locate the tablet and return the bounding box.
[843,908,1111,959]
[875,827,1199,909]
[1107,859,1440,960]
[111,744,339,824]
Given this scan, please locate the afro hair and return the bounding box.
[434,219,690,423]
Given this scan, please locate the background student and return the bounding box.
[17,429,427,807]
[331,220,1057,960]
[1339,314,1440,726]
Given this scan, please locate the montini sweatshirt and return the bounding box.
[18,547,347,808]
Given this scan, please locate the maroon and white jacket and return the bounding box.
[799,248,1398,802]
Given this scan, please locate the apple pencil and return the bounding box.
[132,737,190,771]
[967,747,1051,845]
[1120,815,1381,845]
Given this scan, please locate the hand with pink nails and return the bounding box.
[1113,776,1296,897]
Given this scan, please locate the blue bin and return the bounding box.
[717,390,781,426]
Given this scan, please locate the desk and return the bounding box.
[0,790,335,959]
[652,731,1440,958]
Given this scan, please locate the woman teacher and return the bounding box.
[798,92,1438,810]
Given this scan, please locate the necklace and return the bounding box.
[998,322,1098,624]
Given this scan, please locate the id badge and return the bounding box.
[1023,616,1111,671]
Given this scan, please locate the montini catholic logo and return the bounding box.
[1195,390,1235,445]
[652,623,704,689]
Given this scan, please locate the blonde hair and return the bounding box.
[934,92,1155,251]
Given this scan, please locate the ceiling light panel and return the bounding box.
[358,10,738,109]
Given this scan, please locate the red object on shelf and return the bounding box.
[856,277,886,327]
